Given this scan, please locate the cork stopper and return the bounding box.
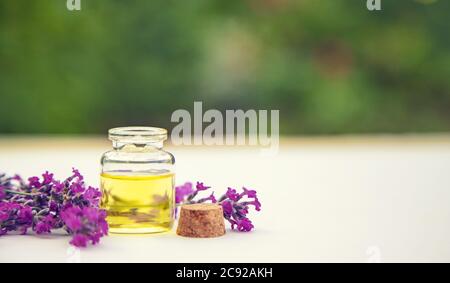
[176,203,226,238]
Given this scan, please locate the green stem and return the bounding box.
[5,190,38,196]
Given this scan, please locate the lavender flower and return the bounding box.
[28,176,41,188]
[175,182,214,204]
[0,169,107,247]
[42,171,54,185]
[35,215,55,234]
[175,182,194,204]
[175,182,261,232]
[195,182,211,191]
[225,187,240,201]
[234,218,254,232]
[218,186,260,232]
[61,207,108,247]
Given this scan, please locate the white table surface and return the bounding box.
[1,136,450,263]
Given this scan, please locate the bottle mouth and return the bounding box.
[109,127,167,144]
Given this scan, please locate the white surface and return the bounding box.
[1,137,450,263]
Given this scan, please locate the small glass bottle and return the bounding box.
[100,127,175,234]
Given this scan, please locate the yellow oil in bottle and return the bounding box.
[100,172,175,234]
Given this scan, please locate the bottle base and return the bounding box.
[109,223,173,234]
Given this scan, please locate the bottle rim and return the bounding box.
[108,127,167,143]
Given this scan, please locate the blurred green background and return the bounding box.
[0,0,449,135]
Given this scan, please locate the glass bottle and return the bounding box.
[100,127,175,234]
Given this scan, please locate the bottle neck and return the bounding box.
[108,127,167,151]
[112,141,164,150]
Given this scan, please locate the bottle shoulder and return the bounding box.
[101,149,175,165]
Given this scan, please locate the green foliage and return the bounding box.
[0,0,449,134]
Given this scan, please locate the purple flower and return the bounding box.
[28,176,41,188]
[221,200,233,217]
[53,181,65,193]
[70,182,85,194]
[0,210,8,222]
[226,187,240,201]
[61,207,82,231]
[176,182,261,232]
[70,234,88,248]
[49,201,58,212]
[0,169,108,247]
[210,194,217,203]
[242,198,262,212]
[13,205,33,234]
[84,187,102,207]
[18,206,33,223]
[236,218,254,232]
[252,198,262,211]
[241,187,257,198]
[61,206,108,247]
[72,168,84,181]
[0,212,8,222]
[175,182,194,204]
[12,175,23,181]
[35,215,55,234]
[0,204,11,223]
[196,182,211,192]
[42,171,54,185]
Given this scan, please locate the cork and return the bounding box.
[176,203,226,238]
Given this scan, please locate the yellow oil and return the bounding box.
[100,172,175,234]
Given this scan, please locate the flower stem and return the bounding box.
[4,190,38,196]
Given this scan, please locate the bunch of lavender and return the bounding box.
[0,169,108,247]
[176,182,261,232]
